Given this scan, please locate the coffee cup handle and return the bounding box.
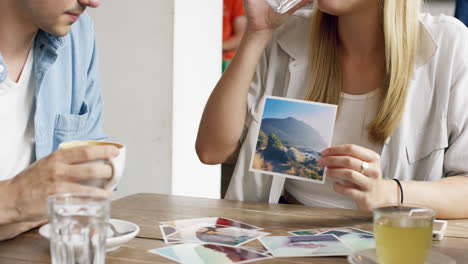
[104,152,125,190]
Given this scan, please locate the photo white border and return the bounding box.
[239,246,271,255]
[165,224,271,248]
[148,243,273,264]
[258,234,353,258]
[160,217,215,228]
[288,227,374,237]
[316,227,374,236]
[214,217,263,230]
[160,217,263,230]
[159,224,172,244]
[287,229,323,236]
[249,95,338,184]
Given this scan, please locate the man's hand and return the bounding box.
[0,220,46,241]
[5,145,118,224]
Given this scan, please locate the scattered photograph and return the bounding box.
[160,217,262,231]
[344,227,374,236]
[160,224,178,244]
[258,234,353,257]
[213,218,262,230]
[289,227,373,237]
[318,227,374,237]
[288,228,330,236]
[318,228,374,252]
[239,246,270,255]
[166,223,270,247]
[289,227,375,252]
[149,243,272,264]
[250,96,337,183]
[334,233,375,252]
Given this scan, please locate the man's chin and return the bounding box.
[41,25,72,37]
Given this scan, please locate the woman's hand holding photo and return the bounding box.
[320,144,398,211]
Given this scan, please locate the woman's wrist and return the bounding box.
[234,30,274,63]
[381,179,400,206]
[243,29,275,46]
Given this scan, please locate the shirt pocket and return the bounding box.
[406,138,447,164]
[405,121,448,180]
[53,102,90,149]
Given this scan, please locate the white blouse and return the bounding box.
[225,11,468,204]
[285,91,383,209]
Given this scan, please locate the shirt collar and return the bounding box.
[0,53,6,83]
[276,12,438,68]
[415,14,438,67]
[0,30,65,84]
[276,10,312,65]
[35,30,66,50]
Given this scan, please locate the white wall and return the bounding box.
[172,0,223,198]
[88,0,222,199]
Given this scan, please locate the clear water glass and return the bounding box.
[48,194,110,264]
[265,0,303,14]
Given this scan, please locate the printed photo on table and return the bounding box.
[289,227,373,237]
[318,227,374,237]
[250,96,337,183]
[160,217,261,231]
[166,224,269,247]
[327,233,375,252]
[149,243,272,264]
[259,234,352,257]
[318,228,375,252]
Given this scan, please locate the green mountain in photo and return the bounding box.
[253,131,324,181]
[260,117,327,150]
[252,117,326,180]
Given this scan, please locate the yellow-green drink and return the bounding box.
[374,206,434,264]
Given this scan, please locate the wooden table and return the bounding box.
[0,193,467,263]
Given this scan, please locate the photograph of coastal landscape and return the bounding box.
[250,96,337,183]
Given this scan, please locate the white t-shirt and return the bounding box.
[0,48,36,181]
[284,90,383,208]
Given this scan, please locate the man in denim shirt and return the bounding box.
[456,0,468,26]
[0,0,118,240]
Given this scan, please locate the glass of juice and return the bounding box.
[374,205,435,264]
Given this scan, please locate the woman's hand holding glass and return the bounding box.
[244,0,314,35]
[319,144,397,211]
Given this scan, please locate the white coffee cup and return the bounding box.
[59,140,126,190]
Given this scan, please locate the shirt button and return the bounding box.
[384,137,391,145]
[0,65,4,73]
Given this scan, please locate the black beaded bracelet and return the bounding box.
[393,179,404,204]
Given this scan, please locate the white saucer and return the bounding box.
[39,218,139,252]
[348,248,456,264]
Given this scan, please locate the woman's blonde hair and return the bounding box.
[305,0,422,144]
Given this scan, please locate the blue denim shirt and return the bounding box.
[0,13,106,161]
